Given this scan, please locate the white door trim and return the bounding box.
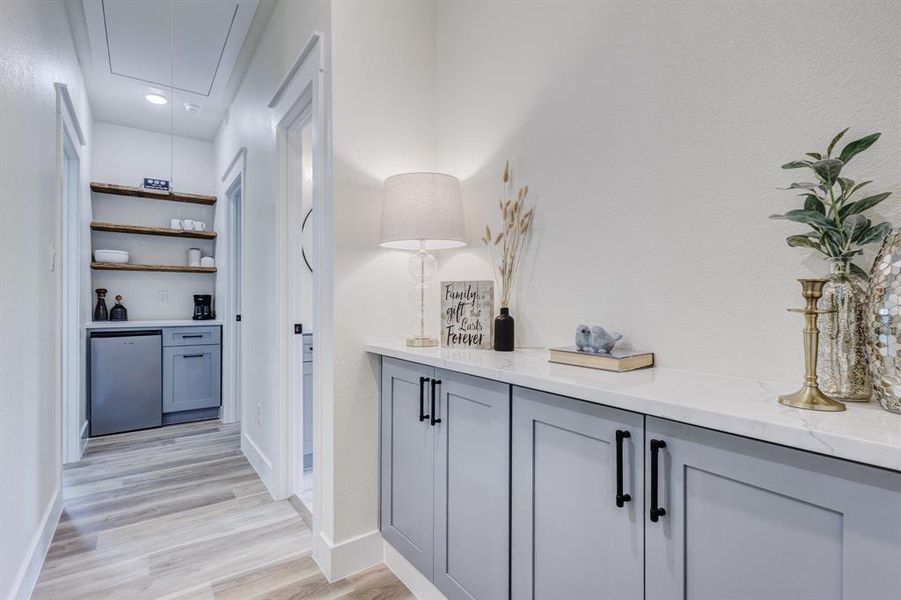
[220,146,247,424]
[270,32,335,576]
[56,82,86,465]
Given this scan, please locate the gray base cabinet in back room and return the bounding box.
[511,387,644,600]
[380,358,509,600]
[162,326,221,414]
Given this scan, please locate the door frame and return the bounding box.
[269,34,332,547]
[220,146,247,424]
[56,82,87,465]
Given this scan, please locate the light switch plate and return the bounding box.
[157,290,169,304]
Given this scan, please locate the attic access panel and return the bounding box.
[102,0,239,96]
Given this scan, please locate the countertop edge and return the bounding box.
[366,344,901,473]
[86,320,223,330]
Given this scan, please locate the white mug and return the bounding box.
[183,219,196,231]
[200,256,215,268]
[187,248,201,267]
[193,221,206,232]
[170,218,183,230]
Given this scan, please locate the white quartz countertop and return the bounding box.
[366,342,901,472]
[86,319,222,330]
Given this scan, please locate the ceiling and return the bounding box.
[68,0,274,141]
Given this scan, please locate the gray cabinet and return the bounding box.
[512,386,644,600]
[163,343,221,413]
[644,416,901,600]
[380,358,509,599]
[381,358,436,578]
[434,369,509,600]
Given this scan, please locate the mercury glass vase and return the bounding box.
[866,230,901,414]
[816,257,871,402]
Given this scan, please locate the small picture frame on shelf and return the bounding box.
[143,178,170,191]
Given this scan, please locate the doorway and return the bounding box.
[226,173,244,424]
[286,111,316,515]
[57,83,86,465]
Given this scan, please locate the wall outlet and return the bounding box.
[157,290,169,304]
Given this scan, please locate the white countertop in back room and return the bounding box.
[86,319,223,330]
[366,342,901,472]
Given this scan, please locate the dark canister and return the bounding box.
[109,295,128,321]
[93,288,109,321]
[494,307,514,352]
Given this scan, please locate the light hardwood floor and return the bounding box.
[34,420,412,600]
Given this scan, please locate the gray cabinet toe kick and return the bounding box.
[377,355,901,600]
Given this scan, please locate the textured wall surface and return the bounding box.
[434,0,901,383]
[213,0,330,500]
[0,1,93,597]
[91,122,216,319]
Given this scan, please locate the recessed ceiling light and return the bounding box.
[144,93,168,105]
[184,102,202,113]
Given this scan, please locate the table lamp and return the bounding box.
[380,173,466,347]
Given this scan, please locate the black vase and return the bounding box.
[93,288,109,321]
[494,307,514,352]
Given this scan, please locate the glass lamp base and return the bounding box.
[407,336,438,348]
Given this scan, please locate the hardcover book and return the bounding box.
[548,346,654,372]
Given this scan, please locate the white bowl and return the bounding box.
[94,250,130,264]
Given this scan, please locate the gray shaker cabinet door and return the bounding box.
[512,386,645,600]
[644,416,901,600]
[380,357,436,579]
[162,344,221,413]
[433,369,510,600]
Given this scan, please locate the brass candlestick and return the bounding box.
[779,278,845,412]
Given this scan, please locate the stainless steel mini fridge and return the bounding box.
[90,330,162,436]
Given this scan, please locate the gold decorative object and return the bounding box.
[779,278,846,412]
[816,257,871,402]
[866,230,901,414]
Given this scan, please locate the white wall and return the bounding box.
[434,0,901,384]
[0,1,93,598]
[329,0,437,544]
[213,0,330,494]
[91,122,216,319]
[214,0,435,573]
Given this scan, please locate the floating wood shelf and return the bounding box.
[91,262,216,274]
[91,221,217,240]
[90,182,217,205]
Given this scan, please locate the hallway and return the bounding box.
[33,422,410,599]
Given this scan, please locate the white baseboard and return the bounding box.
[9,488,62,600]
[383,541,446,600]
[79,419,89,457]
[241,431,275,496]
[313,529,383,582]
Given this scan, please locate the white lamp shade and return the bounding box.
[379,172,466,250]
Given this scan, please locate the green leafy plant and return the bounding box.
[770,128,892,279]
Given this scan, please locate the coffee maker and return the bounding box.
[193,294,215,320]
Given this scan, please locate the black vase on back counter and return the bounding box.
[494,307,514,351]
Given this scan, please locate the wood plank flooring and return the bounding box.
[33,421,412,600]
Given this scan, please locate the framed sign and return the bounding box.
[143,178,170,190]
[441,280,494,348]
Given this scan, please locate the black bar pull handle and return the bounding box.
[430,379,442,426]
[650,439,667,522]
[615,430,631,508]
[418,376,430,422]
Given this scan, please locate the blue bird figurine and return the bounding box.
[588,326,622,354]
[574,325,591,351]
